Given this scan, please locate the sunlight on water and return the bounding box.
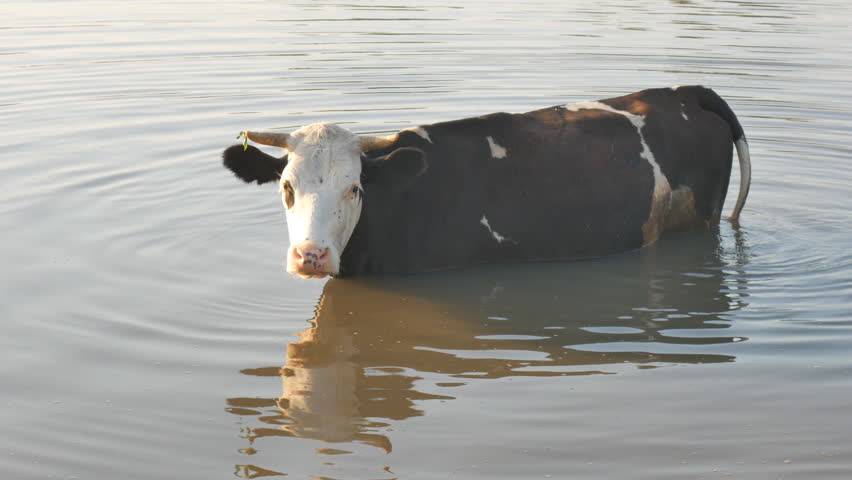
[2,1,852,479]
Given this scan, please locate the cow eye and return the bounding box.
[281,181,295,209]
[351,186,359,194]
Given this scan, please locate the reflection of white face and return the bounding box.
[279,322,360,442]
[279,124,365,278]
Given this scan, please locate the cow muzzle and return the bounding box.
[289,242,334,278]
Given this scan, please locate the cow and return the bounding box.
[222,86,751,279]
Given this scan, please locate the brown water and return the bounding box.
[2,1,852,479]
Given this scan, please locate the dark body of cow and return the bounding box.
[339,86,748,276]
[223,86,750,278]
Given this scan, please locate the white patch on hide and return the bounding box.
[486,136,507,159]
[564,100,673,245]
[680,102,689,120]
[564,100,671,198]
[480,215,515,245]
[403,126,433,143]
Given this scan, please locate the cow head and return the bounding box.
[223,123,426,279]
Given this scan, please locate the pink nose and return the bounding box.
[291,244,331,275]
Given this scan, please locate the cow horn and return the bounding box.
[245,131,291,149]
[360,134,399,152]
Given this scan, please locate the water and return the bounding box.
[2,1,851,478]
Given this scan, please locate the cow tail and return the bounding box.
[730,136,751,225]
[693,87,751,225]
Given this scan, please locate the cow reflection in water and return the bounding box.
[274,290,459,453]
[228,232,749,457]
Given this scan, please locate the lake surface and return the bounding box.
[2,1,852,479]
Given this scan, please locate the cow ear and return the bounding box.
[362,147,427,190]
[222,144,287,185]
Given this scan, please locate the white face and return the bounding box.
[279,124,365,278]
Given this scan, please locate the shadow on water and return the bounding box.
[227,230,749,470]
